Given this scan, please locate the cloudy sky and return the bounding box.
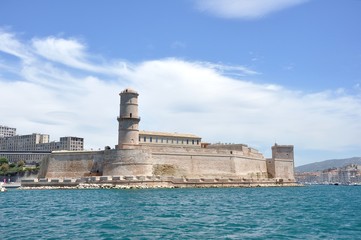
[1,0,360,166]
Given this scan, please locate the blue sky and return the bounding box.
[1,0,361,166]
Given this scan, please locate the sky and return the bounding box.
[0,0,361,166]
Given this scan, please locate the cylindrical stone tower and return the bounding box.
[117,88,140,149]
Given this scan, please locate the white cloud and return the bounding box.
[0,30,33,63]
[195,0,309,19]
[0,29,361,165]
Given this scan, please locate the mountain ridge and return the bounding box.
[295,157,361,172]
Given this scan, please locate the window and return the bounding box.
[187,139,189,144]
[144,137,146,142]
[150,137,152,142]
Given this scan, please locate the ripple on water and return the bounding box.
[1,186,361,239]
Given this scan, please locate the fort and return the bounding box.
[27,88,296,188]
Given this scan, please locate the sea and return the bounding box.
[1,185,361,239]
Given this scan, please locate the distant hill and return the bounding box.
[295,157,361,172]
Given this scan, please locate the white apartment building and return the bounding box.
[0,133,84,163]
[0,125,16,138]
[0,133,49,151]
[60,137,84,151]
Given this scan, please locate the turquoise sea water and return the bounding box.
[1,186,361,239]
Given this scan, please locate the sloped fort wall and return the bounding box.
[41,144,294,182]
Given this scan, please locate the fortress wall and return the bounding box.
[102,148,153,176]
[273,159,295,180]
[40,146,277,180]
[233,157,268,179]
[151,153,235,178]
[97,146,269,179]
[266,158,275,178]
[44,151,103,178]
[147,146,268,179]
[147,145,250,156]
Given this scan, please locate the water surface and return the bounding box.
[1,186,360,239]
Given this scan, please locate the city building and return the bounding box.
[296,164,361,184]
[0,125,16,138]
[0,131,84,164]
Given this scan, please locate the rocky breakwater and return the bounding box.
[19,175,301,190]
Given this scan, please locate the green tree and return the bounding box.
[17,160,25,168]
[0,163,9,173]
[0,157,8,165]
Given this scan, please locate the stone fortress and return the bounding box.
[35,88,296,188]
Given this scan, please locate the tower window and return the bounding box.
[144,137,146,142]
[150,137,152,142]
[130,113,132,118]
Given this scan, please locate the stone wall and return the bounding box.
[102,146,268,179]
[272,159,295,181]
[102,148,153,176]
[39,144,292,181]
[41,151,104,178]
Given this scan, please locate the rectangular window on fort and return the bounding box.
[161,138,164,143]
[150,137,152,142]
[144,137,146,142]
[156,137,158,143]
[196,140,199,145]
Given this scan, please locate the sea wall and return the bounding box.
[41,151,104,178]
[40,145,283,181]
[21,176,299,189]
[101,146,268,179]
